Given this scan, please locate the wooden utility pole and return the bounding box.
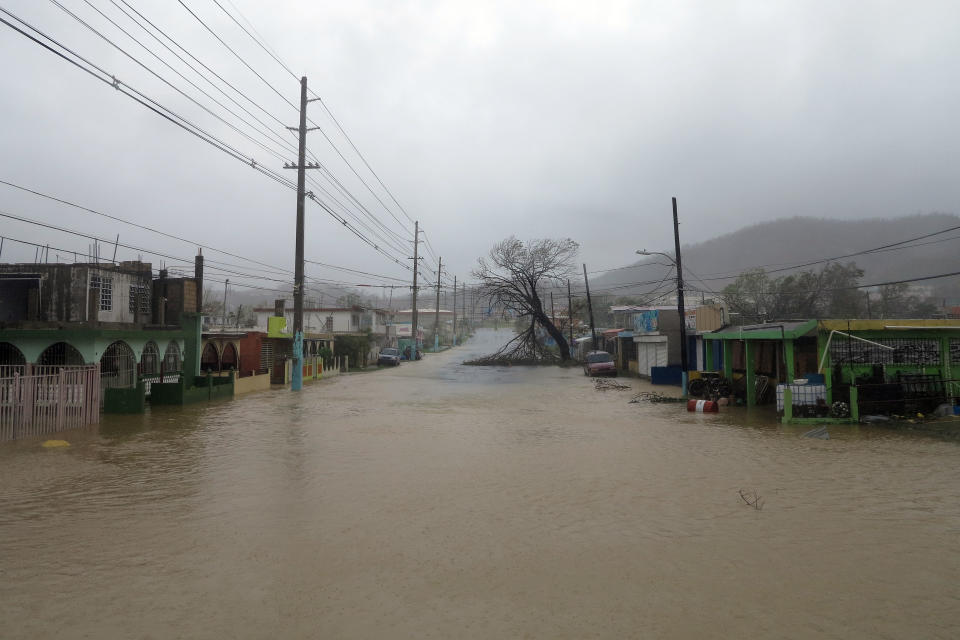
[452,275,457,344]
[410,220,420,351]
[550,291,556,324]
[433,257,442,350]
[461,281,466,339]
[672,197,689,396]
[567,279,574,351]
[583,264,597,350]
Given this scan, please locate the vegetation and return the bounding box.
[719,261,937,322]
[471,236,579,363]
[333,334,370,369]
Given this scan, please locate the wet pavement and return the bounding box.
[1,329,959,638]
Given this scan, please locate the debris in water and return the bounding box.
[802,426,830,440]
[594,378,631,391]
[738,489,764,510]
[42,440,70,448]
[629,391,685,404]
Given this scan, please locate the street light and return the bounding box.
[635,243,689,397]
[636,249,674,263]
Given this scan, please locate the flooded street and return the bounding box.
[2,328,959,638]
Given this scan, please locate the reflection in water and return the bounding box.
[1,329,959,639]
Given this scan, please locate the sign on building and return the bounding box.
[633,310,659,334]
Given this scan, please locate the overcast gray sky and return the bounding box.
[1,0,958,302]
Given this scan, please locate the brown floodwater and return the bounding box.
[1,329,959,639]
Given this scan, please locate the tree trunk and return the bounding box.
[534,310,571,361]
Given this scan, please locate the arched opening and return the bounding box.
[163,342,181,372]
[38,342,85,367]
[141,341,160,376]
[201,342,221,372]
[220,342,238,371]
[100,341,136,391]
[0,342,26,378]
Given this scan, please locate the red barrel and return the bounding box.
[687,399,719,413]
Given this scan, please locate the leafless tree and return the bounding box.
[470,236,579,363]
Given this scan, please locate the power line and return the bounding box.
[0,7,417,274]
[199,0,416,235]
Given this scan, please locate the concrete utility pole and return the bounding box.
[672,197,689,397]
[567,279,574,352]
[222,278,229,327]
[550,291,556,325]
[461,281,466,339]
[583,264,598,350]
[433,257,442,351]
[410,220,420,352]
[284,76,320,391]
[452,275,457,345]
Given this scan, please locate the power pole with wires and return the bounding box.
[567,279,574,354]
[583,264,598,350]
[433,257,442,351]
[410,220,421,354]
[283,76,320,391]
[452,275,457,345]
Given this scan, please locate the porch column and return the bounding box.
[818,332,832,404]
[745,340,756,407]
[722,341,733,379]
[705,339,715,370]
[784,339,795,383]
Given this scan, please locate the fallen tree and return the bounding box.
[466,236,579,365]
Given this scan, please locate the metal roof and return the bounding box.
[704,320,817,340]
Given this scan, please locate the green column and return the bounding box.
[818,332,832,404]
[180,312,202,379]
[722,341,733,379]
[745,340,756,407]
[705,339,715,370]
[784,339,795,383]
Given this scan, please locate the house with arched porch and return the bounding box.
[0,260,204,428]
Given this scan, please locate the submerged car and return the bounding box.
[377,347,401,366]
[583,350,617,377]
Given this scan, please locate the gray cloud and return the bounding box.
[1,0,957,298]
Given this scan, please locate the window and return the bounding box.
[351,314,360,329]
[91,273,112,311]
[325,316,333,331]
[129,283,150,314]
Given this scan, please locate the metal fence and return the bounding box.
[0,364,101,441]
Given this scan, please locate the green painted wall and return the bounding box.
[104,382,145,414]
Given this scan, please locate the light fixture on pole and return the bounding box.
[636,218,689,396]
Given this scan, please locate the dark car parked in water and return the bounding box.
[583,350,617,377]
[377,347,401,366]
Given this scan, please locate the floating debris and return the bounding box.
[802,426,830,439]
[629,391,685,404]
[594,378,631,391]
[738,489,764,510]
[41,440,70,448]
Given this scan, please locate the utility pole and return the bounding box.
[283,76,320,391]
[433,257,442,351]
[567,279,574,352]
[222,278,229,327]
[461,281,466,340]
[550,291,556,325]
[410,220,420,354]
[583,264,597,350]
[452,275,457,345]
[672,196,689,397]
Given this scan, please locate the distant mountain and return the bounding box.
[592,213,960,303]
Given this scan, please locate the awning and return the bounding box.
[602,328,624,338]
